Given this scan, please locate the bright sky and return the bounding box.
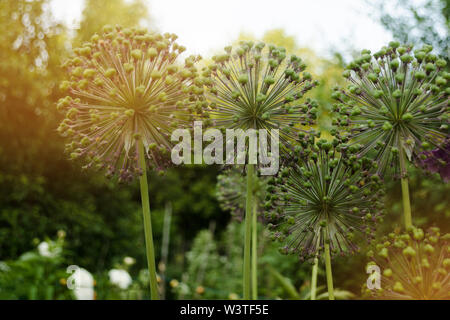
[50,0,393,59]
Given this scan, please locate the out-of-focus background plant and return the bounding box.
[0,0,448,299]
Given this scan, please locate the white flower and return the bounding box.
[109,269,132,289]
[37,242,55,258]
[71,267,95,300]
[38,241,61,258]
[123,257,135,266]
[0,262,10,272]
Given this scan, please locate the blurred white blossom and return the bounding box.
[69,267,95,300]
[123,257,135,266]
[109,269,132,289]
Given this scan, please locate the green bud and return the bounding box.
[392,89,402,99]
[390,59,400,70]
[383,268,393,277]
[425,63,436,73]
[382,121,393,131]
[401,113,413,122]
[393,281,404,293]
[124,63,134,73]
[378,247,388,259]
[402,246,416,258]
[105,68,117,78]
[436,59,447,68]
[238,74,248,85]
[131,49,142,60]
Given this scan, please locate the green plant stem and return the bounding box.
[324,240,334,300]
[243,164,254,300]
[399,150,412,229]
[138,140,159,300]
[252,201,258,300]
[400,177,412,229]
[311,255,318,300]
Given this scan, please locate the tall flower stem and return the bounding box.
[138,140,159,300]
[399,148,412,229]
[310,255,319,300]
[324,227,334,300]
[244,164,255,299]
[252,201,258,300]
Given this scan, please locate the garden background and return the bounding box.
[0,0,448,300]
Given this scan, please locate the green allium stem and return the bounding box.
[311,255,319,300]
[399,149,413,229]
[324,233,335,300]
[400,177,412,229]
[252,201,258,300]
[138,140,160,300]
[244,164,255,300]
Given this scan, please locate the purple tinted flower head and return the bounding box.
[417,139,450,182]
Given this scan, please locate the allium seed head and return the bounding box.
[56,26,208,182]
[205,41,319,155]
[332,44,449,177]
[266,132,385,259]
[365,227,450,300]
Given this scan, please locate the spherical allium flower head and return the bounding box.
[365,227,450,300]
[203,41,319,154]
[265,131,385,259]
[417,139,450,182]
[216,167,268,222]
[331,42,449,177]
[56,25,208,182]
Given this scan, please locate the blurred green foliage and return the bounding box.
[0,235,71,300]
[169,222,315,300]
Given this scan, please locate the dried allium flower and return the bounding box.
[56,25,207,182]
[204,41,319,154]
[216,167,267,222]
[266,132,385,259]
[365,227,450,300]
[331,42,449,177]
[417,139,450,182]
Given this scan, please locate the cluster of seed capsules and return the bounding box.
[216,167,268,222]
[264,131,385,260]
[331,42,449,177]
[56,25,210,182]
[203,41,320,155]
[365,227,449,299]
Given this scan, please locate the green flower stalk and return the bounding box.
[331,42,449,229]
[56,25,207,299]
[216,167,268,299]
[365,227,450,300]
[205,41,318,299]
[266,132,385,299]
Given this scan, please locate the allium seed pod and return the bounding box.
[56,26,208,182]
[266,132,385,259]
[216,167,268,222]
[204,41,319,155]
[332,43,449,177]
[365,227,450,300]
